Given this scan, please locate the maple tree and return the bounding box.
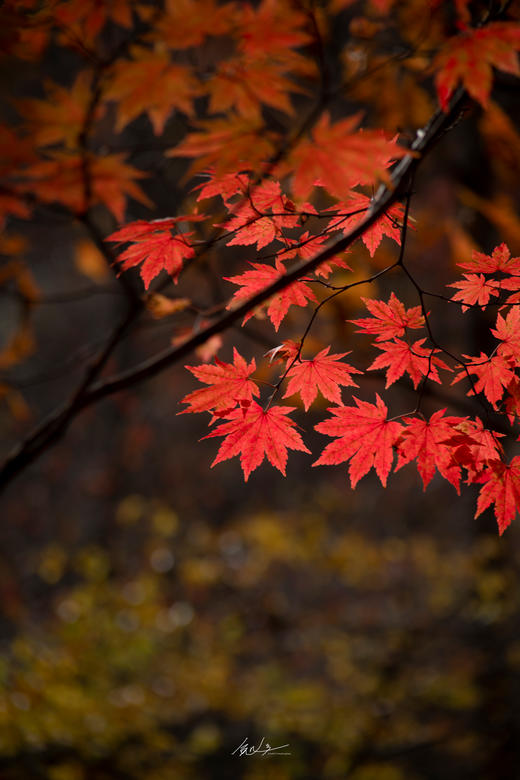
[1,0,520,538]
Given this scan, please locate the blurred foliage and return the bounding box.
[0,493,519,778]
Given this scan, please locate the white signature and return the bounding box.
[231,736,291,757]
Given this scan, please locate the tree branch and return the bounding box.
[0,87,466,493]
[86,89,466,397]
[0,304,138,491]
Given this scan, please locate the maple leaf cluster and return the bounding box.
[178,250,520,536]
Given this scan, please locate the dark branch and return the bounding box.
[0,86,467,493]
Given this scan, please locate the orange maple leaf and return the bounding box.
[287,112,408,201]
[16,71,102,149]
[25,152,151,221]
[168,116,276,177]
[0,192,31,227]
[238,0,311,60]
[106,48,199,134]
[207,57,302,121]
[52,0,135,47]
[155,0,236,50]
[0,125,38,225]
[330,0,395,11]
[0,2,50,62]
[434,22,520,110]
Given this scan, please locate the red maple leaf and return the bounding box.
[497,277,520,306]
[313,394,402,487]
[326,192,405,256]
[368,338,450,389]
[107,217,203,289]
[225,260,317,331]
[180,348,259,415]
[195,169,250,204]
[448,273,500,311]
[314,254,352,279]
[475,456,520,534]
[463,419,504,465]
[491,307,520,364]
[349,293,424,341]
[457,243,520,275]
[441,418,504,482]
[434,22,520,111]
[222,181,299,250]
[282,347,362,410]
[280,230,327,259]
[395,410,468,492]
[226,214,281,250]
[280,231,351,278]
[204,401,310,481]
[453,352,515,406]
[504,378,520,424]
[264,339,300,366]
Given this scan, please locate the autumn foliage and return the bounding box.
[1,0,520,536]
